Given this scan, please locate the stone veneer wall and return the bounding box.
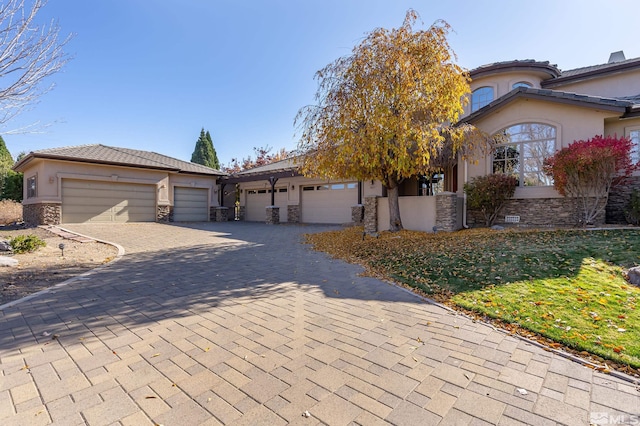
[364,196,378,234]
[23,203,61,226]
[351,205,364,225]
[157,205,171,223]
[607,177,640,224]
[435,192,457,231]
[287,205,300,223]
[266,206,279,224]
[212,206,229,222]
[467,197,606,227]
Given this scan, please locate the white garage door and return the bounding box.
[62,179,156,223]
[173,187,209,222]
[245,188,288,222]
[301,182,358,224]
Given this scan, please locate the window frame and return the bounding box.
[627,128,640,164]
[471,86,494,112]
[26,175,37,198]
[492,123,557,187]
[512,81,532,89]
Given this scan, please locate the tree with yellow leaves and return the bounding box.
[296,10,479,231]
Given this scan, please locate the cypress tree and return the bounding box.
[191,128,220,169]
[205,130,220,170]
[0,135,15,197]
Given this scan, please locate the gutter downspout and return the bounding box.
[463,160,469,229]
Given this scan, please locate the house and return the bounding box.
[460,51,640,227]
[222,157,384,224]
[13,144,226,225]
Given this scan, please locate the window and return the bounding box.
[330,184,345,190]
[316,185,329,190]
[512,81,532,89]
[302,186,314,191]
[630,130,640,163]
[27,175,37,198]
[492,123,556,187]
[471,87,493,112]
[346,183,358,189]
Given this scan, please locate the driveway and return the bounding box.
[1,222,638,425]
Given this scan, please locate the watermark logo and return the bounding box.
[590,412,640,425]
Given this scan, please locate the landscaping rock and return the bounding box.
[627,266,640,286]
[0,256,18,267]
[491,225,505,231]
[0,240,11,251]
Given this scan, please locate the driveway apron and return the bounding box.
[1,222,638,425]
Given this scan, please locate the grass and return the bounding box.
[305,226,640,371]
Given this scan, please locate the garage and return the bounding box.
[301,182,358,223]
[245,188,288,222]
[173,187,209,222]
[61,179,156,223]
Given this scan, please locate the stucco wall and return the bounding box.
[550,69,640,98]
[377,196,437,232]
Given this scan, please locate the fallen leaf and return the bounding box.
[20,365,29,371]
[204,347,210,352]
[302,410,312,418]
[517,388,528,395]
[151,353,161,358]
[412,356,418,362]
[145,396,157,399]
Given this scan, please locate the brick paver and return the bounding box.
[1,222,638,425]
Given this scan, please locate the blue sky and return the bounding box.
[4,0,640,168]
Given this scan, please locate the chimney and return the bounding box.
[608,50,626,64]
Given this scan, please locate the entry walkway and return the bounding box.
[1,222,638,425]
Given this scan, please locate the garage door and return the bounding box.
[62,179,156,223]
[245,188,288,222]
[301,182,358,223]
[173,187,209,222]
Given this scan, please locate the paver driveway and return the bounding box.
[1,222,638,425]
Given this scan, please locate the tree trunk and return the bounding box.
[387,180,403,232]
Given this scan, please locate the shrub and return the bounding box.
[625,189,640,226]
[465,173,518,226]
[543,135,637,225]
[1,170,22,202]
[9,234,46,254]
[0,199,22,225]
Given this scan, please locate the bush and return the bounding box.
[465,173,518,226]
[625,189,640,226]
[543,135,637,225]
[0,199,22,225]
[9,234,46,254]
[1,170,22,202]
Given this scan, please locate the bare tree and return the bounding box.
[0,0,72,131]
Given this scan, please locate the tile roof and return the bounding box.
[14,144,226,176]
[469,60,561,79]
[460,87,632,124]
[233,157,299,176]
[542,56,640,88]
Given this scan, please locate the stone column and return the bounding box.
[266,206,279,224]
[157,205,171,223]
[436,192,458,231]
[238,206,246,221]
[351,204,364,225]
[364,196,378,234]
[287,205,300,223]
[213,206,229,222]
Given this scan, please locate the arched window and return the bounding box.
[512,81,532,89]
[471,87,493,112]
[492,123,556,186]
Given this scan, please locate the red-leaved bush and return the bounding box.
[543,135,637,225]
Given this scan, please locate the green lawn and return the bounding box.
[305,227,640,370]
